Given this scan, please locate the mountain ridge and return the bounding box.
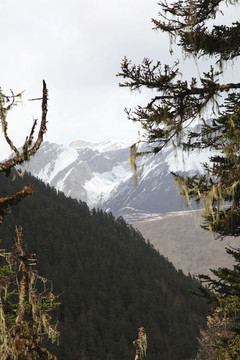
[27,138,212,220]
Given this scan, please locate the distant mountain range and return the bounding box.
[25,138,238,277]
[27,138,212,221]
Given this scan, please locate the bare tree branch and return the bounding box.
[0,184,34,224]
[0,80,48,176]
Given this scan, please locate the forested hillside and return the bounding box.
[0,172,208,360]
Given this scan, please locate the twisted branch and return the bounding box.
[0,80,48,176]
[0,184,34,224]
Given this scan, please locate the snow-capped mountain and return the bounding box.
[26,138,212,221]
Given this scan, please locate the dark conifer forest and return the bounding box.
[0,171,208,360]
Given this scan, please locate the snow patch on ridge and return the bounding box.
[166,148,213,173]
[84,162,132,206]
[36,146,78,183]
[56,168,74,192]
[141,159,160,179]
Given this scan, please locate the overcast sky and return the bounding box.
[0,0,239,158]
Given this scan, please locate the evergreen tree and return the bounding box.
[189,245,240,358]
[118,1,240,158]
[118,0,240,356]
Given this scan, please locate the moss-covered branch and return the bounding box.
[0,80,48,176]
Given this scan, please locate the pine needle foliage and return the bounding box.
[118,0,240,357]
[193,294,240,359]
[173,94,240,237]
[118,0,240,247]
[117,0,240,169]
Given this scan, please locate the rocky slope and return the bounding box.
[132,210,239,276]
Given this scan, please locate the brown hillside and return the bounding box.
[132,210,240,276]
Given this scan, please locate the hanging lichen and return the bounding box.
[129,142,151,187]
[0,226,60,360]
[133,327,147,360]
[0,81,59,359]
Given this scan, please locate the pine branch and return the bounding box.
[153,0,223,33]
[0,184,34,224]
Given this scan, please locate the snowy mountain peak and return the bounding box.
[69,140,94,149]
[27,139,212,221]
[70,137,134,153]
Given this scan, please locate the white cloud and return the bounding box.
[0,0,239,160]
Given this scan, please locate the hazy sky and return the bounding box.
[0,0,239,158]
